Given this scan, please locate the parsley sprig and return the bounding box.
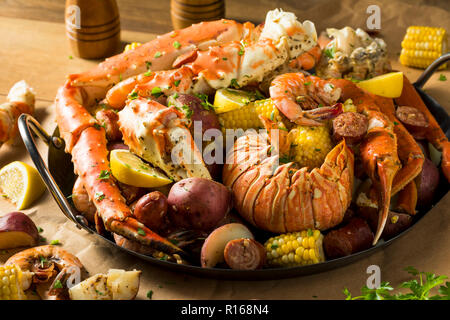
[344,267,449,300]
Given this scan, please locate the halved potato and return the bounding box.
[69,269,141,300]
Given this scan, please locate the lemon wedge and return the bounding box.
[213,88,256,114]
[356,72,404,98]
[110,150,172,188]
[0,161,46,209]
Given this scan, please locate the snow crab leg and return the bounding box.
[55,19,248,254]
[103,9,319,109]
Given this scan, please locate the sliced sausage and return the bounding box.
[395,106,429,139]
[323,217,374,259]
[95,109,122,141]
[133,191,169,234]
[224,238,266,270]
[332,112,368,145]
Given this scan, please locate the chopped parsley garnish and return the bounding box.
[129,90,139,100]
[119,74,123,82]
[182,105,193,119]
[38,227,43,233]
[151,86,163,98]
[50,240,60,245]
[270,110,275,121]
[154,51,162,58]
[68,55,73,60]
[137,228,146,236]
[222,57,228,61]
[144,70,152,77]
[230,78,240,88]
[304,81,312,86]
[324,46,335,59]
[271,244,278,249]
[439,74,447,81]
[95,192,105,201]
[53,280,63,289]
[307,229,313,236]
[173,41,181,49]
[39,255,47,268]
[173,92,179,99]
[194,93,214,110]
[174,80,181,87]
[147,290,153,299]
[98,170,111,180]
[145,61,152,69]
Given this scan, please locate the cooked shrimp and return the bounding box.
[5,245,85,299]
[269,72,342,125]
[5,245,84,283]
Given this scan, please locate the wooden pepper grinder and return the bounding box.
[65,0,121,59]
[171,0,225,30]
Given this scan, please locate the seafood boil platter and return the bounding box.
[1,8,448,288]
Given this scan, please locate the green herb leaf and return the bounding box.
[38,227,44,233]
[439,74,447,81]
[324,46,335,59]
[174,80,181,87]
[95,192,105,201]
[129,90,139,100]
[147,290,153,299]
[154,51,162,58]
[173,41,181,49]
[137,228,146,236]
[50,240,60,245]
[53,280,63,289]
[98,170,111,180]
[151,87,163,98]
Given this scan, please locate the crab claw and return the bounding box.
[110,218,183,255]
[359,116,401,245]
[372,156,400,244]
[119,98,211,181]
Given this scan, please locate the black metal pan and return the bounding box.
[18,53,450,280]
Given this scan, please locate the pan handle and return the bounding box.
[18,114,93,234]
[414,52,450,89]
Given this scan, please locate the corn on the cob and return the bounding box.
[289,124,333,169]
[0,264,26,300]
[264,230,325,267]
[218,99,282,133]
[124,42,142,52]
[400,26,447,69]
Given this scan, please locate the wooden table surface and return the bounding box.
[0,1,449,300]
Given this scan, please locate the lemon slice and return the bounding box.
[0,161,46,209]
[356,72,404,98]
[213,88,256,114]
[110,149,172,188]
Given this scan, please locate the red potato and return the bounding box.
[416,158,440,207]
[200,223,254,268]
[168,178,232,231]
[224,238,266,270]
[0,212,39,249]
[357,206,413,241]
[133,191,169,234]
